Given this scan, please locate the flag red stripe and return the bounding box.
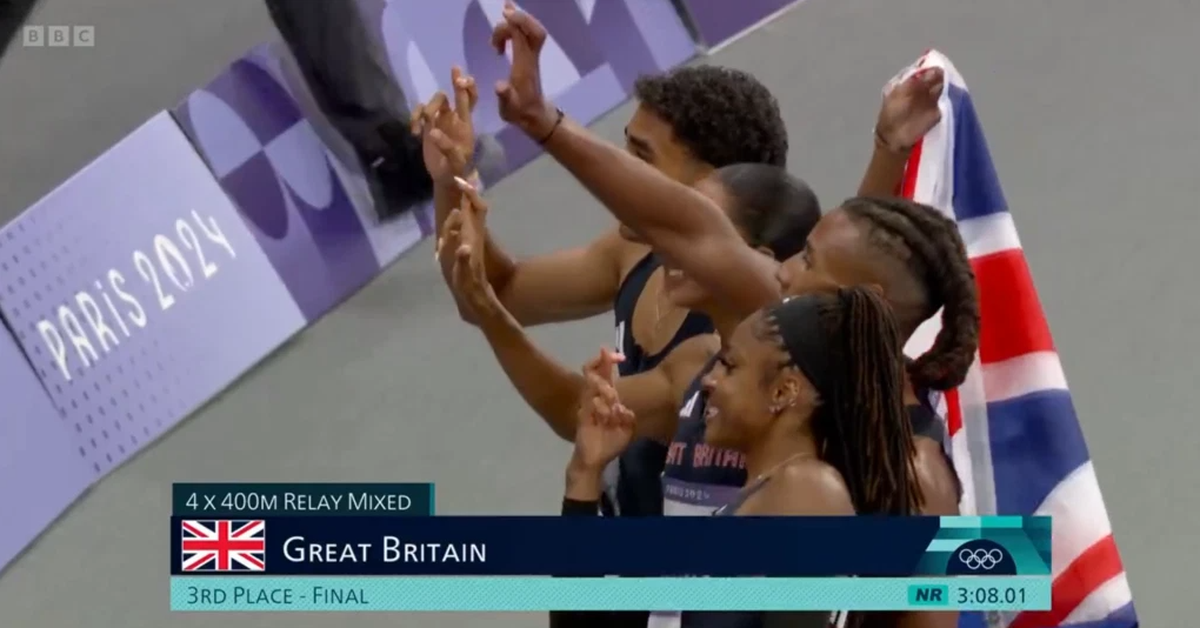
[1009,534,1124,628]
[899,138,925,198]
[181,539,264,551]
[971,249,1055,364]
[943,388,963,436]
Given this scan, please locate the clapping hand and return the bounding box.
[876,66,945,153]
[411,66,479,184]
[571,348,634,472]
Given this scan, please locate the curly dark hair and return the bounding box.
[633,65,788,168]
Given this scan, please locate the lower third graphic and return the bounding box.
[181,520,266,572]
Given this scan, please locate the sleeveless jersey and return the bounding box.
[660,354,745,518]
[656,466,843,628]
[601,253,713,518]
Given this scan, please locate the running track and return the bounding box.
[0,0,1194,625]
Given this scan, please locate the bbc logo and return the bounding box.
[22,25,95,48]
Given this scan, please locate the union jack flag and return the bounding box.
[180,519,266,572]
[889,51,1138,628]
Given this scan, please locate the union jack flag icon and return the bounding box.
[180,520,266,572]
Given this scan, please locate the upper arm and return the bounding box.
[655,230,783,319]
[495,228,628,326]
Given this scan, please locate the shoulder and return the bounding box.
[913,442,960,515]
[742,458,855,516]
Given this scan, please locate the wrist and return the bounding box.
[873,126,912,156]
[565,456,605,499]
[520,102,562,142]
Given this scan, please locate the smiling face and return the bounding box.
[701,312,814,451]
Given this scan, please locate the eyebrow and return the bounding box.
[624,126,653,153]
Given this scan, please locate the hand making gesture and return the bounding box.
[489,1,560,142]
[444,178,508,323]
[411,66,480,184]
[571,348,635,473]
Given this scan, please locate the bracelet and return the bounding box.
[537,107,565,145]
[874,126,912,155]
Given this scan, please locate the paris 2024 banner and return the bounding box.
[0,0,696,573]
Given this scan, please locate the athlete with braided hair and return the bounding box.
[785,196,979,394]
[488,4,969,521]
[567,286,928,628]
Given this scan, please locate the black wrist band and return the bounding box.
[561,497,600,516]
[538,108,565,145]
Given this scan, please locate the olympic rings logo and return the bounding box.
[957,548,1004,571]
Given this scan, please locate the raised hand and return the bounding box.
[411,66,479,184]
[490,1,559,140]
[572,348,634,471]
[447,178,502,319]
[876,67,945,153]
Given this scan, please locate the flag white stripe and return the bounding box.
[960,212,1023,258]
[981,352,1068,402]
[1035,462,1113,580]
[1063,573,1132,625]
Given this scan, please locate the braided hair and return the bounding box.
[840,197,981,391]
[763,287,923,515]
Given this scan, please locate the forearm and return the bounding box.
[475,312,584,441]
[541,117,735,247]
[857,142,912,197]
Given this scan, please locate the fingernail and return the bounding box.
[456,78,468,87]
[453,176,470,188]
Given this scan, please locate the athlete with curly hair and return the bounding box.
[420,59,792,520]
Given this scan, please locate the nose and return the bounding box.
[701,371,717,393]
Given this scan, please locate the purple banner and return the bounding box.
[357,0,696,178]
[171,46,425,323]
[679,0,799,48]
[0,329,90,572]
[0,112,305,479]
[171,1,694,322]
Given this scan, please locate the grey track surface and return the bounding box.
[0,0,1194,625]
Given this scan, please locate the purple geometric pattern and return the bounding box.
[0,112,305,479]
[172,50,385,323]
[0,0,699,570]
[358,0,696,177]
